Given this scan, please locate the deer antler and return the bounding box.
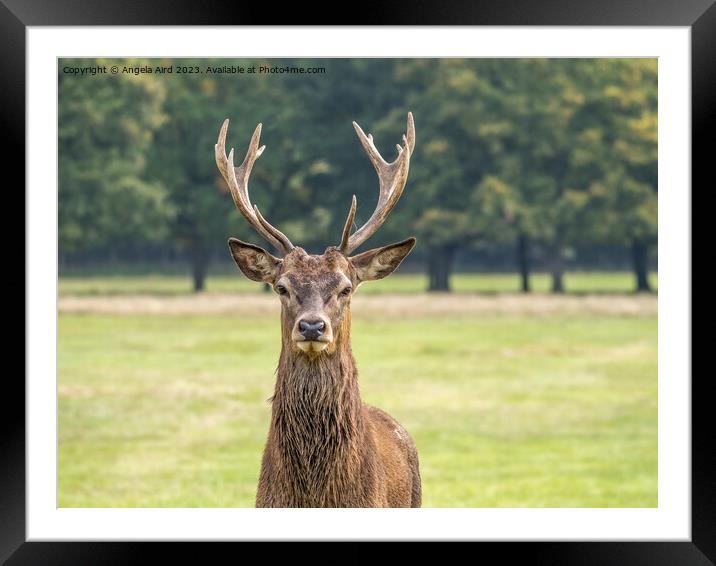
[339,112,415,255]
[215,119,294,255]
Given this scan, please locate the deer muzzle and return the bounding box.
[293,316,332,353]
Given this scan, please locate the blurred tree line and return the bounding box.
[59,58,657,293]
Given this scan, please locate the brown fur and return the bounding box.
[242,246,421,508]
[220,114,420,507]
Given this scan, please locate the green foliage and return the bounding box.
[398,60,655,250]
[58,58,658,289]
[59,58,173,253]
[573,60,658,246]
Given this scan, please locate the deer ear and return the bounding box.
[228,238,282,283]
[350,237,416,282]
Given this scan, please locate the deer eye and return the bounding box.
[339,286,352,297]
[275,284,289,296]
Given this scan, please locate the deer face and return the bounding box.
[217,113,416,356]
[229,238,416,356]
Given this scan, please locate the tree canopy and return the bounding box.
[59,58,657,292]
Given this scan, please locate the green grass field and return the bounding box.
[59,271,657,296]
[58,305,657,507]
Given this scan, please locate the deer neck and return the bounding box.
[270,308,365,478]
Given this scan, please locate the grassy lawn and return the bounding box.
[59,271,657,297]
[58,309,657,507]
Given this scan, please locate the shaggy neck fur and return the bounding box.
[268,307,374,506]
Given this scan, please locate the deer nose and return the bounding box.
[299,320,325,340]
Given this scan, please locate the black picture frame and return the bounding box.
[5,1,709,563]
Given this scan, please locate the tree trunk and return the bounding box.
[516,233,531,293]
[428,245,456,292]
[631,239,652,293]
[190,238,208,293]
[549,240,565,294]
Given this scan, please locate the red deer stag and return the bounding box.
[215,113,420,507]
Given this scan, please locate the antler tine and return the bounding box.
[339,195,357,254]
[215,119,294,255]
[253,204,294,251]
[341,112,415,255]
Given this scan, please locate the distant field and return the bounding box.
[59,271,658,296]
[58,303,657,507]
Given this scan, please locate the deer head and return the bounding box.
[216,114,416,356]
